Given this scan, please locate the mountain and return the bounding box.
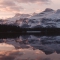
[30,8,54,19]
[1,8,60,28]
[28,8,55,28]
[29,8,60,28]
[7,13,31,21]
[5,13,31,25]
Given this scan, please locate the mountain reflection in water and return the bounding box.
[0,35,60,60]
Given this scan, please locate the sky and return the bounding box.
[0,0,60,19]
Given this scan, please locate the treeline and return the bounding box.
[0,24,22,32]
[0,24,60,33]
[0,24,31,33]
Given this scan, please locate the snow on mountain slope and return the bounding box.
[6,13,31,25]
[28,8,56,28]
[46,9,60,19]
[30,8,55,19]
[29,8,60,28]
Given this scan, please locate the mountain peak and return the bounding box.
[14,13,30,17]
[44,8,54,12]
[14,13,21,17]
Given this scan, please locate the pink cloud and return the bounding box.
[0,0,50,13]
[0,0,23,13]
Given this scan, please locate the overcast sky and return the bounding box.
[0,0,60,19]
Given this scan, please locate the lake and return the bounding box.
[0,35,60,60]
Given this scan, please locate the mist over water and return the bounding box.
[0,35,60,60]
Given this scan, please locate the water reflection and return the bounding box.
[0,35,60,60]
[0,43,15,51]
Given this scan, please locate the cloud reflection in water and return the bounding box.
[0,35,60,60]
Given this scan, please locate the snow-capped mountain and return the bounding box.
[5,13,31,25]
[29,8,60,28]
[7,13,31,21]
[1,8,60,28]
[30,8,55,19]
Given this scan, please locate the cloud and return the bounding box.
[0,0,23,13]
[0,0,51,13]
[0,0,16,6]
[15,0,50,3]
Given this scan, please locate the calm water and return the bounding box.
[0,35,60,60]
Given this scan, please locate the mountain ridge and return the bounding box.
[1,8,60,28]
